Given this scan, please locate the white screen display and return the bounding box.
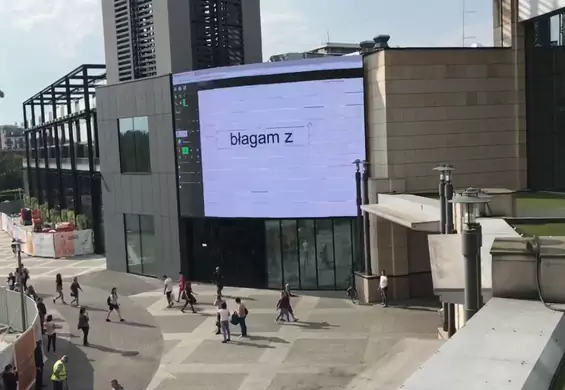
[198,77,366,218]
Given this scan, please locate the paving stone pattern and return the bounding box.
[134,283,444,390]
[0,231,444,389]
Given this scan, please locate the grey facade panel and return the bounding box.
[97,75,180,275]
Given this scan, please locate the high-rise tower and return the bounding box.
[101,0,262,85]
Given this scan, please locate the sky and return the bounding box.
[0,0,493,125]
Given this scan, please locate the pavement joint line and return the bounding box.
[237,296,320,390]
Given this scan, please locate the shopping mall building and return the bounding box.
[22,0,565,297]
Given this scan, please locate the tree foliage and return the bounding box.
[0,153,24,191]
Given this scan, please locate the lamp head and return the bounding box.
[450,187,491,225]
[353,159,362,172]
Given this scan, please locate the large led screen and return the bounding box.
[172,56,366,218]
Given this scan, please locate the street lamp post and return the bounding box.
[354,159,372,275]
[13,239,27,330]
[354,160,364,274]
[450,188,491,322]
[433,165,448,332]
[361,160,372,276]
[443,165,455,234]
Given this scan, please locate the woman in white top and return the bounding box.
[106,287,124,322]
[44,314,57,352]
[217,301,231,343]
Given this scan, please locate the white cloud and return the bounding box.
[0,0,102,58]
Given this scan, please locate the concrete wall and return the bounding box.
[96,75,180,277]
[365,48,526,195]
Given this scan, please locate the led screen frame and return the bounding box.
[172,56,366,218]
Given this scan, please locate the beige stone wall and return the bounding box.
[365,47,526,194]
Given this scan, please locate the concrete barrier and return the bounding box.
[0,287,41,390]
[399,298,565,390]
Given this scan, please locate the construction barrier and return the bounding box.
[0,213,94,258]
[0,287,41,390]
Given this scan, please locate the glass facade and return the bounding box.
[124,214,156,276]
[524,10,565,190]
[186,217,354,290]
[118,116,151,173]
[269,218,353,290]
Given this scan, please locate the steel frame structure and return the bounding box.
[190,0,245,69]
[22,64,106,253]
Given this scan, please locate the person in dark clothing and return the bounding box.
[6,272,15,291]
[70,277,83,306]
[180,281,196,314]
[34,341,44,389]
[36,297,47,333]
[2,364,18,390]
[78,307,90,346]
[212,266,224,296]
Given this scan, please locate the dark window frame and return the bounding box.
[117,116,151,173]
[123,213,155,276]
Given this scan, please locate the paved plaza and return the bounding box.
[0,233,106,280]
[0,231,443,389]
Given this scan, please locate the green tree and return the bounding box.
[0,153,24,191]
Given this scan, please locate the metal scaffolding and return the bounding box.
[22,64,106,253]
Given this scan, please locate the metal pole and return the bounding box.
[445,181,454,234]
[475,223,483,308]
[362,163,372,276]
[438,177,448,332]
[355,166,364,273]
[16,243,27,330]
[462,226,480,322]
[445,175,456,337]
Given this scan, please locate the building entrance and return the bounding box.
[187,218,267,288]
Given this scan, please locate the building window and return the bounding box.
[124,213,156,276]
[265,218,353,290]
[118,116,150,173]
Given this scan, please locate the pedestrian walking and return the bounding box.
[70,277,83,306]
[180,280,196,313]
[218,301,231,343]
[176,272,185,303]
[276,290,291,323]
[163,275,174,308]
[106,287,125,322]
[44,315,57,352]
[2,364,18,390]
[78,307,90,346]
[213,294,225,334]
[234,297,248,337]
[111,379,124,389]
[36,297,47,333]
[50,355,68,390]
[6,272,15,290]
[34,340,44,390]
[213,266,224,296]
[379,269,389,307]
[283,284,298,321]
[26,284,38,301]
[53,273,66,304]
[21,265,29,290]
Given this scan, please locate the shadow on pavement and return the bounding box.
[86,343,140,357]
[116,320,156,329]
[43,337,94,390]
[286,321,339,330]
[247,335,289,344]
[230,340,275,349]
